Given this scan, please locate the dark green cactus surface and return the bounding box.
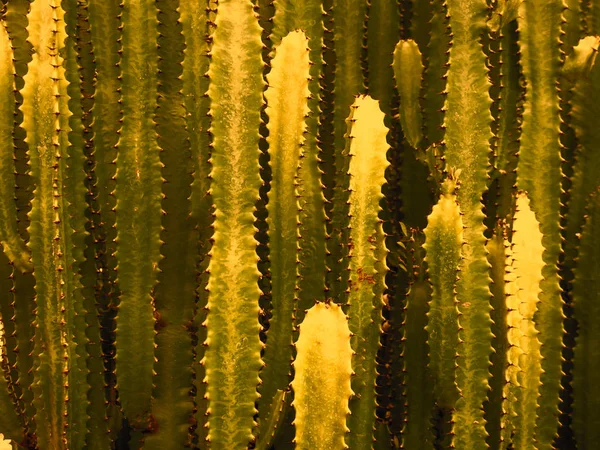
[0,0,599,449]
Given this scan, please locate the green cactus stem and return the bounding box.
[4,1,38,438]
[326,0,368,304]
[22,0,89,447]
[258,29,310,444]
[143,0,197,448]
[400,231,434,450]
[202,0,265,446]
[484,225,509,450]
[572,189,600,448]
[180,1,214,444]
[344,95,389,448]
[366,0,400,113]
[270,0,328,326]
[440,0,493,446]
[424,177,463,449]
[517,2,566,446]
[113,0,161,431]
[292,302,353,450]
[393,39,424,152]
[0,327,22,444]
[0,19,30,273]
[86,0,123,437]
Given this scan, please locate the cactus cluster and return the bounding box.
[0,0,598,449]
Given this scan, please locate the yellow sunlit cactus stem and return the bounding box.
[292,302,353,450]
[504,193,544,449]
[345,95,389,448]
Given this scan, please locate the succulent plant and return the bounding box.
[0,0,598,449]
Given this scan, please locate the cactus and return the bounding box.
[0,0,598,449]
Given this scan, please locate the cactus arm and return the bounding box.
[424,180,462,446]
[0,19,30,273]
[366,0,400,113]
[393,40,424,151]
[344,95,389,449]
[257,29,310,442]
[484,227,510,449]
[327,0,368,303]
[517,2,565,446]
[0,332,23,443]
[442,1,493,447]
[4,2,37,439]
[572,189,600,448]
[203,0,264,446]
[114,0,161,431]
[508,193,545,449]
[23,1,73,448]
[292,302,353,450]
[142,1,197,448]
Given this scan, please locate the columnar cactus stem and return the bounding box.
[0,328,22,444]
[203,0,265,446]
[68,1,112,446]
[505,193,544,449]
[3,3,37,438]
[292,302,353,450]
[440,0,493,446]
[326,0,368,304]
[0,19,30,273]
[143,0,197,447]
[401,268,434,449]
[258,29,310,443]
[484,226,509,450]
[270,0,327,328]
[517,2,566,445]
[22,1,85,447]
[393,40,424,152]
[113,0,161,431]
[180,0,214,444]
[366,0,400,113]
[344,95,389,449]
[86,0,122,433]
[424,178,462,449]
[572,189,600,448]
